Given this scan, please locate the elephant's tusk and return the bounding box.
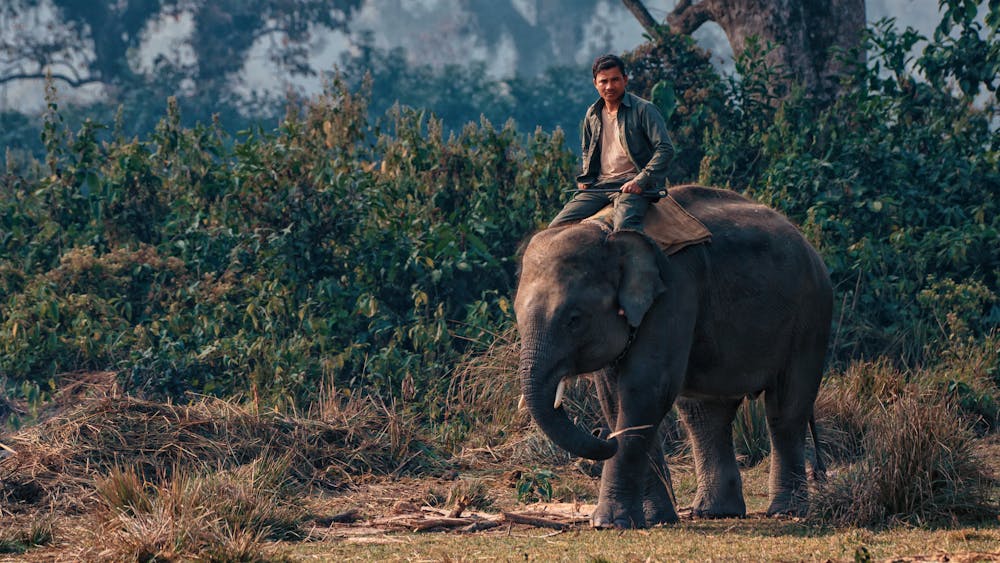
[554,379,567,409]
[518,394,526,410]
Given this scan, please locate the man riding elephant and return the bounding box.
[549,54,675,233]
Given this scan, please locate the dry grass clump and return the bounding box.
[80,457,300,562]
[733,396,769,467]
[0,385,434,514]
[810,386,997,528]
[447,326,525,443]
[814,358,910,462]
[1,382,434,559]
[445,477,494,511]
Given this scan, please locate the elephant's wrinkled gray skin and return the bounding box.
[515,185,833,529]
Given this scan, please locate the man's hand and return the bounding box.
[621,179,642,194]
[577,182,588,190]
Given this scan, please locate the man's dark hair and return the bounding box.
[592,54,626,79]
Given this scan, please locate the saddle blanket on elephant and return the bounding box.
[583,193,712,255]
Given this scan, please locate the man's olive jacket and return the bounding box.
[576,91,674,190]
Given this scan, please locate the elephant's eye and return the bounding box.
[565,310,583,331]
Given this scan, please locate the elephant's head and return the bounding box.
[514,225,666,460]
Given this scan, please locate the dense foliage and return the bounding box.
[0,77,571,410]
[0,8,997,421]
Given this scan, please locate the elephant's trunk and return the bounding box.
[519,329,618,461]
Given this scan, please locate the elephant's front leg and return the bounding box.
[593,371,678,527]
[642,434,679,525]
[593,432,657,527]
[592,379,676,528]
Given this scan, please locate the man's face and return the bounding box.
[593,67,627,105]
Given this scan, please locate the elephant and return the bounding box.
[514,185,833,529]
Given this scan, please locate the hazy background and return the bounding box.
[0,0,942,114]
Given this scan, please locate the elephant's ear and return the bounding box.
[611,232,666,328]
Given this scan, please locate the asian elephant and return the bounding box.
[514,185,832,529]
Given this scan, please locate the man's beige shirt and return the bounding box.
[598,109,637,183]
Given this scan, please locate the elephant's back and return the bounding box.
[669,184,831,298]
[669,185,779,230]
[670,185,807,250]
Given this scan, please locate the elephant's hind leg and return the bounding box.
[763,350,825,516]
[763,398,810,516]
[676,396,747,518]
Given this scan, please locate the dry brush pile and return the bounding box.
[809,344,1000,528]
[0,376,438,559]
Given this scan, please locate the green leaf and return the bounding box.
[651,80,677,121]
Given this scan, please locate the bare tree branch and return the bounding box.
[667,0,716,35]
[0,71,100,88]
[620,0,663,40]
[251,25,290,42]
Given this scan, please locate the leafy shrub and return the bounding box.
[0,77,573,407]
[624,31,728,184]
[706,13,1000,361]
[515,468,556,503]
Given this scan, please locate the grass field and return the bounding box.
[5,449,998,561]
[265,461,1000,562]
[276,522,1000,562]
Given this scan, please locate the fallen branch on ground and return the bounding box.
[501,511,588,530]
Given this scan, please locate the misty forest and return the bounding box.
[0,0,998,560]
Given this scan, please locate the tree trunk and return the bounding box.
[628,0,866,99]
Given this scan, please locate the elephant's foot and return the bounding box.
[765,489,808,517]
[691,492,747,519]
[643,498,679,526]
[766,500,807,517]
[643,472,679,525]
[591,500,646,529]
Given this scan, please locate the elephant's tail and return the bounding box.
[808,414,827,482]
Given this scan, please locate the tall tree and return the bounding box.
[623,0,866,99]
[0,0,360,97]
